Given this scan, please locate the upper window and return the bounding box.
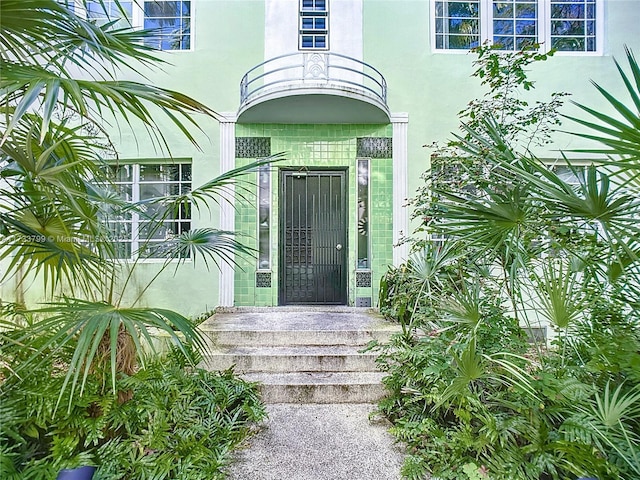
[85,0,133,28]
[549,0,597,52]
[104,162,192,260]
[144,1,191,51]
[299,0,329,50]
[433,0,600,53]
[80,1,191,51]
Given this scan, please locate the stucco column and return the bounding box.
[218,113,236,307]
[391,113,409,266]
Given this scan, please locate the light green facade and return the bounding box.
[7,1,640,315]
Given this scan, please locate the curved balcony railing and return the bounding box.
[240,52,388,108]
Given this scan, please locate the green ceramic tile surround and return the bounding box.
[234,124,393,307]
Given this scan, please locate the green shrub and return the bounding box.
[376,45,640,480]
[0,352,266,480]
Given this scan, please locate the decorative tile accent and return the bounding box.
[356,271,372,288]
[256,271,272,288]
[356,297,372,307]
[236,137,271,158]
[356,137,392,158]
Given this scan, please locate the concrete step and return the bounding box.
[199,309,400,348]
[198,308,399,404]
[202,345,378,373]
[242,372,387,404]
[202,329,395,348]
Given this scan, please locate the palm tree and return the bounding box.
[423,50,640,478]
[0,0,278,400]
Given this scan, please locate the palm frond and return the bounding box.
[564,46,640,164]
[0,0,159,74]
[2,64,219,150]
[439,283,483,333]
[1,0,220,152]
[434,338,486,409]
[184,155,286,211]
[151,228,256,271]
[407,241,460,285]
[0,114,115,292]
[17,298,208,405]
[534,259,587,330]
[580,383,640,476]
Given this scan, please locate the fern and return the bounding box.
[1,352,266,479]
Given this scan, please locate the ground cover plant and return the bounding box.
[375,45,640,480]
[0,1,272,476]
[1,349,265,479]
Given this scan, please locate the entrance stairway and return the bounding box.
[199,307,400,403]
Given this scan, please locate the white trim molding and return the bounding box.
[218,113,237,307]
[391,112,409,267]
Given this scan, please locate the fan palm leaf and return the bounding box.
[0,0,158,71]
[159,228,256,270]
[580,383,640,477]
[564,46,640,166]
[1,0,219,150]
[453,121,640,284]
[534,259,587,331]
[17,298,208,404]
[2,62,219,150]
[147,154,286,219]
[439,283,483,333]
[407,241,460,285]
[0,111,119,289]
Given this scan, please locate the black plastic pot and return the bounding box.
[56,466,96,480]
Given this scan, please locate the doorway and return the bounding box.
[279,170,348,305]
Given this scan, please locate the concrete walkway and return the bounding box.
[226,403,405,480]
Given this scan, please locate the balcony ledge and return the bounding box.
[237,52,390,124]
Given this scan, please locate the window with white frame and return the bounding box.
[299,0,329,50]
[85,0,133,28]
[104,163,191,259]
[433,0,600,53]
[80,1,191,51]
[143,0,191,50]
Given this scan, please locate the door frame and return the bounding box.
[278,167,349,305]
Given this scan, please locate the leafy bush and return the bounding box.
[0,351,266,480]
[376,45,640,480]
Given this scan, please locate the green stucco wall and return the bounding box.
[5,1,639,315]
[362,1,640,227]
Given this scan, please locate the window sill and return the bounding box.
[115,258,194,264]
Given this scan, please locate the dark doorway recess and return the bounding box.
[279,169,347,305]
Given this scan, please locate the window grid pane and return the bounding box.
[299,0,329,50]
[492,0,538,51]
[106,163,191,260]
[301,0,327,12]
[435,1,480,50]
[144,1,191,51]
[86,0,133,28]
[550,0,596,52]
[433,0,599,54]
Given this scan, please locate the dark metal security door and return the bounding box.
[279,170,347,305]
